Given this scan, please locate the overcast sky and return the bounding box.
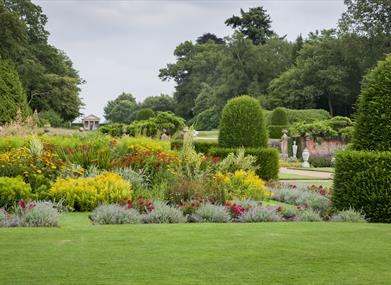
[34,0,346,120]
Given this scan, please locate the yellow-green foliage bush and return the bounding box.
[214,170,270,201]
[116,136,171,154]
[0,176,32,209]
[50,173,132,211]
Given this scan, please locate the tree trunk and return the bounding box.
[328,94,334,117]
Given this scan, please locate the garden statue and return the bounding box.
[292,140,298,160]
[280,130,289,161]
[302,147,310,167]
[160,132,169,140]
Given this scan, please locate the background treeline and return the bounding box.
[0,0,82,125]
[155,1,390,130]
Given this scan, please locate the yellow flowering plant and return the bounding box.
[0,146,84,193]
[214,170,271,201]
[50,173,132,211]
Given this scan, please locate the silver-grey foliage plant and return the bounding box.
[195,203,230,223]
[238,206,281,222]
[91,204,142,224]
[331,208,366,223]
[143,202,186,224]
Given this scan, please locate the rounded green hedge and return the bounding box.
[333,150,391,223]
[137,108,155,121]
[218,96,268,148]
[353,54,391,151]
[270,107,288,125]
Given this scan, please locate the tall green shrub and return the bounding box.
[137,108,155,121]
[0,59,30,124]
[353,54,391,151]
[219,96,268,148]
[268,107,289,139]
[270,107,288,125]
[333,150,391,223]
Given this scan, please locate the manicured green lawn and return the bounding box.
[1,213,390,284]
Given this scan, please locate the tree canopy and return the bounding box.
[225,7,274,45]
[104,93,138,124]
[0,0,83,122]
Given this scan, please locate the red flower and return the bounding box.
[139,200,145,206]
[19,200,26,209]
[146,201,152,206]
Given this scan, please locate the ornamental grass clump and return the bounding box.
[238,206,281,223]
[90,204,142,224]
[142,202,186,224]
[194,203,230,223]
[217,148,258,173]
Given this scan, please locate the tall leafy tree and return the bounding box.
[214,34,293,109]
[0,1,27,60]
[339,0,391,37]
[159,40,225,119]
[266,30,376,116]
[141,94,176,112]
[1,0,83,122]
[104,93,138,124]
[225,7,274,45]
[0,59,30,124]
[196,33,225,45]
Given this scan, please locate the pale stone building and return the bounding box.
[82,114,100,130]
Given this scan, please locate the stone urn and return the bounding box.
[302,148,310,168]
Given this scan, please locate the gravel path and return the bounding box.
[279,167,333,179]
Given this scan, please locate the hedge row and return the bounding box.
[333,150,391,223]
[171,140,218,154]
[209,147,279,180]
[265,108,331,125]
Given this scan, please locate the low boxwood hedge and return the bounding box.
[209,147,279,180]
[171,140,218,154]
[333,150,391,223]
